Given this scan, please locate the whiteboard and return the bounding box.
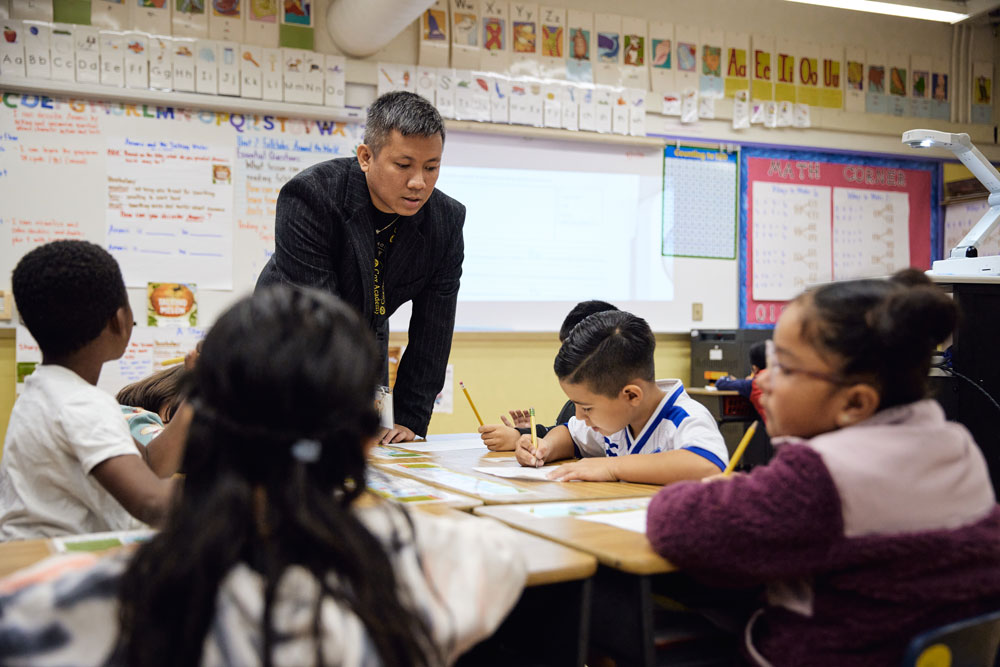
[944,199,1000,258]
[1,91,737,334]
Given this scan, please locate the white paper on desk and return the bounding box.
[577,508,648,533]
[399,438,487,452]
[473,465,566,481]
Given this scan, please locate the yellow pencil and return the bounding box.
[529,407,538,452]
[459,381,484,427]
[160,356,185,367]
[723,420,758,477]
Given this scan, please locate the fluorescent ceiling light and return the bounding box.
[785,0,968,23]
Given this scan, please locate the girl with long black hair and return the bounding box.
[0,286,526,666]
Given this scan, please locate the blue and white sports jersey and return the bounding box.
[565,379,728,472]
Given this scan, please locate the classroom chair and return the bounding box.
[901,608,1000,667]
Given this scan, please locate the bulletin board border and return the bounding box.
[737,146,942,329]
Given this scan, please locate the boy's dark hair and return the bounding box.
[116,364,188,421]
[559,300,619,342]
[363,91,445,155]
[12,240,128,358]
[797,267,959,410]
[116,286,438,667]
[748,341,767,371]
[554,310,655,397]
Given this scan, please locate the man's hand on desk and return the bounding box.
[379,424,416,444]
[544,457,618,482]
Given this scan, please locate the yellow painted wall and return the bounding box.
[420,332,692,436]
[0,330,692,444]
[0,330,13,453]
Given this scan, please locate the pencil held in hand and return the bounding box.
[529,407,538,452]
[723,420,758,477]
[460,381,484,427]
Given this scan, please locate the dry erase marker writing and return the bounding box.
[459,381,484,426]
[723,420,758,477]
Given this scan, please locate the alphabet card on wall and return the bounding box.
[92,0,129,30]
[750,34,773,121]
[479,0,508,73]
[971,60,993,125]
[866,50,887,114]
[845,46,864,113]
[132,0,170,38]
[22,19,49,78]
[509,2,538,76]
[620,15,647,90]
[796,41,819,107]
[565,9,592,83]
[909,54,931,118]
[0,19,26,78]
[930,57,949,121]
[774,37,795,104]
[699,28,723,98]
[49,23,74,81]
[539,4,565,80]
[244,0,278,47]
[450,0,479,70]
[819,45,843,110]
[887,52,908,116]
[648,20,673,94]
[209,0,241,43]
[172,0,207,39]
[593,12,620,86]
[724,32,749,98]
[419,0,449,67]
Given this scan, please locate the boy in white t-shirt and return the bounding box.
[515,310,728,484]
[0,241,189,540]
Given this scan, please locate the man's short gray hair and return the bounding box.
[363,91,446,156]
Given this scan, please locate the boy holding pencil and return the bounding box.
[516,311,727,484]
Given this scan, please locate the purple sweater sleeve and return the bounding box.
[646,444,845,586]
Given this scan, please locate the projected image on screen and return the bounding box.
[436,166,642,300]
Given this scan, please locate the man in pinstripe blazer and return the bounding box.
[256,92,465,443]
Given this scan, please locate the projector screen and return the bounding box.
[389,130,737,333]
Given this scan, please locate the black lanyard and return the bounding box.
[373,220,398,317]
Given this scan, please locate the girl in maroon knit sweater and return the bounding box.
[646,269,1000,666]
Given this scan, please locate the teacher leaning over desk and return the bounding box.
[256,91,465,443]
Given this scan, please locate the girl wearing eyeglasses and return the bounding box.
[646,268,1000,666]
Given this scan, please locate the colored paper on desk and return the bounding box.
[367,471,468,504]
[52,529,155,553]
[577,508,647,533]
[472,465,566,482]
[387,463,528,496]
[511,497,651,519]
[369,445,427,461]
[400,438,486,452]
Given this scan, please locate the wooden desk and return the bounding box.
[0,509,599,667]
[0,538,54,578]
[417,505,596,667]
[476,499,677,667]
[375,450,661,505]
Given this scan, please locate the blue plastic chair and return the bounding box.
[902,609,1000,667]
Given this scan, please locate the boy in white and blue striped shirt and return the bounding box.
[515,311,728,484]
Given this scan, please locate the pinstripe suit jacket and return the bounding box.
[256,157,465,436]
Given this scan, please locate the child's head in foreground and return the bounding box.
[115,286,437,667]
[12,240,131,361]
[761,268,958,440]
[553,310,655,435]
